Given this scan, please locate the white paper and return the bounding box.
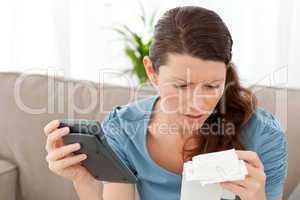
[180,171,235,200]
[180,149,248,200]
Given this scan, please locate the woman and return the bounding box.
[44,6,287,200]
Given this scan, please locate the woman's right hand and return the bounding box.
[44,119,94,183]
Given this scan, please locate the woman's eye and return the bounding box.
[174,84,188,89]
[205,85,220,89]
[173,84,220,90]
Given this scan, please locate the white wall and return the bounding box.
[0,0,299,89]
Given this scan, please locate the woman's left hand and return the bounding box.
[220,150,267,200]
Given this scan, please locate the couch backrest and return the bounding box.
[0,72,299,200]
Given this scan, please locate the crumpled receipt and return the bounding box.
[180,149,248,200]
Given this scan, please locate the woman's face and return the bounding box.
[144,53,226,133]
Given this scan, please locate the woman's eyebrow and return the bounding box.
[169,77,194,85]
[209,79,224,83]
[170,77,224,83]
[170,77,186,82]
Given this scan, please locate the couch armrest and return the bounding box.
[0,159,17,200]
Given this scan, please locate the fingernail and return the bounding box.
[61,127,69,134]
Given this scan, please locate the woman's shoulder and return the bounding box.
[100,95,157,141]
[101,95,156,123]
[241,106,284,135]
[99,96,156,175]
[241,108,288,199]
[240,106,287,151]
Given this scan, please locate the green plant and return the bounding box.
[108,2,157,85]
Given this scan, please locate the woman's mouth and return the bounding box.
[183,114,205,119]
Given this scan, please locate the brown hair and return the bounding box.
[149,6,257,161]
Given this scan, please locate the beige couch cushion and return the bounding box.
[289,183,300,200]
[0,159,18,200]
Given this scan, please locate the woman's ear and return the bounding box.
[143,56,159,88]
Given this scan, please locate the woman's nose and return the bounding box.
[185,98,206,114]
[186,93,215,112]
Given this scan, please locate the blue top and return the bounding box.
[100,94,288,200]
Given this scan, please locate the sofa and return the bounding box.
[0,72,299,200]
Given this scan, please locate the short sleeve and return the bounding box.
[100,106,137,178]
[257,117,288,200]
